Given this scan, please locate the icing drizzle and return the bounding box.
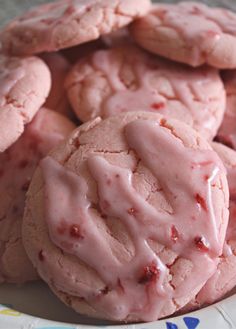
[41,119,225,320]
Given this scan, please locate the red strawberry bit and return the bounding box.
[194,236,209,252]
[38,250,44,261]
[170,225,179,242]
[70,224,83,239]
[0,169,4,177]
[127,207,138,216]
[138,262,159,285]
[204,175,209,181]
[100,286,110,295]
[195,193,207,211]
[115,174,120,178]
[18,159,29,169]
[151,102,165,110]
[160,118,167,127]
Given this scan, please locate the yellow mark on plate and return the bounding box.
[0,309,21,316]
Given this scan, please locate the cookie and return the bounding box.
[216,70,236,149]
[0,55,51,152]
[65,46,225,140]
[40,52,72,116]
[184,142,236,310]
[0,108,75,284]
[22,112,228,321]
[0,0,151,56]
[130,2,236,68]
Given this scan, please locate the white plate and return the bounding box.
[1,281,236,328]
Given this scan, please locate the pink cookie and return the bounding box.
[0,55,51,152]
[216,70,236,149]
[0,0,151,56]
[183,142,236,310]
[130,2,236,68]
[40,52,72,117]
[0,107,75,284]
[65,46,226,140]
[23,112,228,321]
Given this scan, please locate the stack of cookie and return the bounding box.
[1,0,236,323]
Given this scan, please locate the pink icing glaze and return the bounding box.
[89,48,224,138]
[0,108,75,282]
[40,119,225,320]
[150,2,236,66]
[182,143,236,308]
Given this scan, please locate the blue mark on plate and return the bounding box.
[183,317,200,329]
[166,322,178,329]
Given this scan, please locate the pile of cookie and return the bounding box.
[1,0,236,323]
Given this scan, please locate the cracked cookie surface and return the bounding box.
[130,2,236,68]
[23,112,229,321]
[0,0,151,56]
[0,55,51,152]
[65,45,225,140]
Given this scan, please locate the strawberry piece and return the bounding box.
[194,236,209,252]
[195,193,207,211]
[138,262,159,284]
